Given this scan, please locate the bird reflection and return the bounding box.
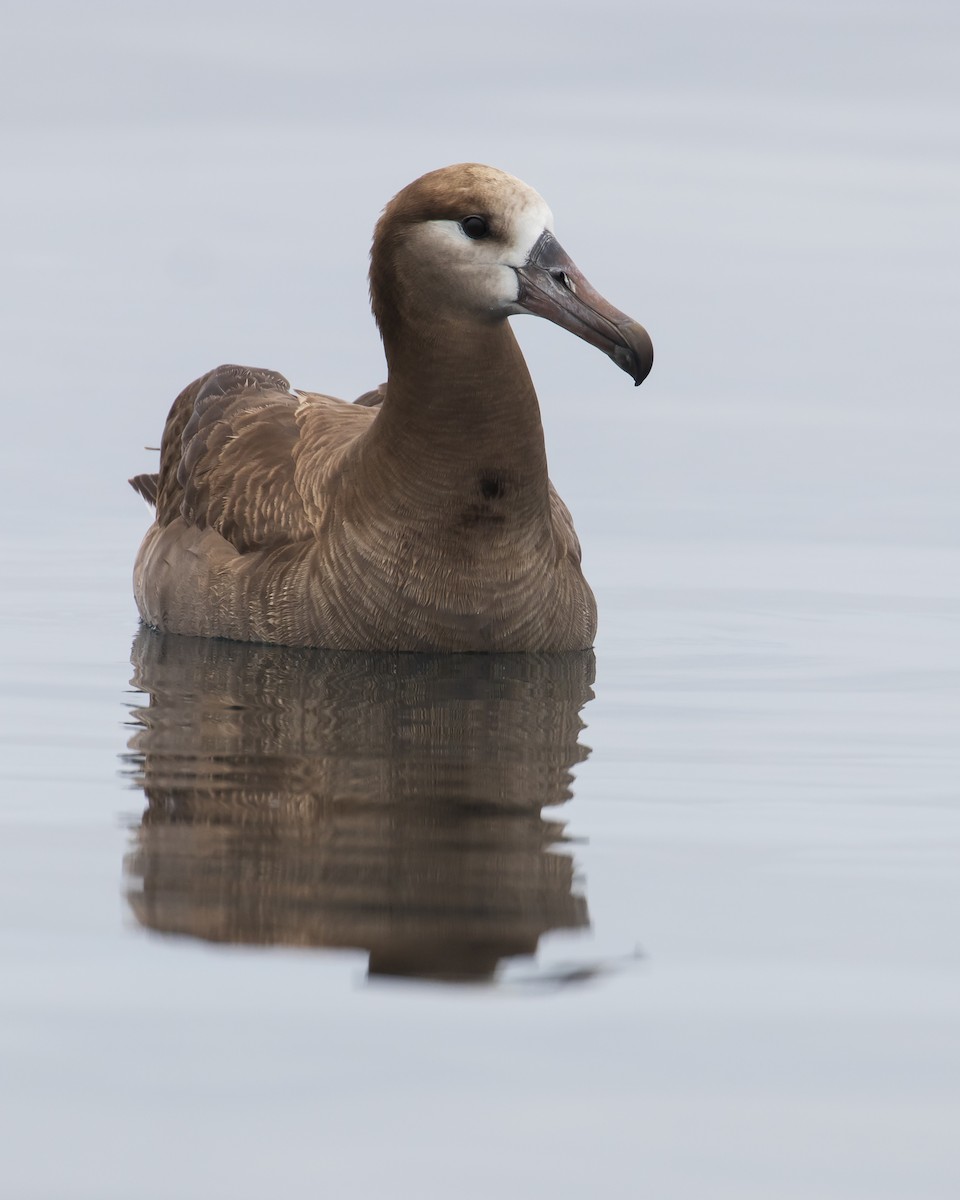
[123,627,595,983]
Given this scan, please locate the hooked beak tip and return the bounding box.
[514,231,654,389]
[616,322,654,387]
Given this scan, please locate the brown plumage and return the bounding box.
[131,164,653,651]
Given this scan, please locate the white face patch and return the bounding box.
[401,179,555,318]
[497,185,554,268]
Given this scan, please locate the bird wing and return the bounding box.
[353,382,387,408]
[549,483,585,565]
[137,363,371,555]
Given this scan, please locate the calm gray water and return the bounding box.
[2,2,959,1197]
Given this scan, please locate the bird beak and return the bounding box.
[515,231,654,386]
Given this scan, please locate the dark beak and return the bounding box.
[515,231,654,386]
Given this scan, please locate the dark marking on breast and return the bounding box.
[458,470,512,528]
[459,503,507,528]
[477,470,508,500]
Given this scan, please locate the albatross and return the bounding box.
[130,163,653,651]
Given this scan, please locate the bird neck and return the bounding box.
[365,317,551,518]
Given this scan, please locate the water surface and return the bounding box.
[124,631,594,982]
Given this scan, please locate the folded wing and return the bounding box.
[139,364,313,553]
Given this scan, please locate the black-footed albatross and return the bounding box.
[130,163,653,651]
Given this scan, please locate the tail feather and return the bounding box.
[130,473,159,507]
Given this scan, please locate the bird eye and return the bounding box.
[460,215,490,239]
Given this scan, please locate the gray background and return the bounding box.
[2,2,958,1197]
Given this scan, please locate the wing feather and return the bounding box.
[154,365,312,553]
[144,364,383,555]
[353,382,387,408]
